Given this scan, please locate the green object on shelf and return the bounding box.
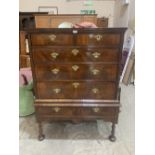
[80,10,96,15]
[19,81,35,116]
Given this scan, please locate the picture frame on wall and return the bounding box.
[38,6,58,14]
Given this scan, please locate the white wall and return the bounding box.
[19,0,115,27]
[113,0,135,28]
[113,0,135,42]
[113,0,129,27]
[128,0,135,30]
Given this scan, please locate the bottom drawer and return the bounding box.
[35,106,117,117]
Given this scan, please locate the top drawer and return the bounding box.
[31,34,73,46]
[76,34,120,46]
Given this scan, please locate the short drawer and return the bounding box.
[31,34,73,46]
[36,81,117,99]
[76,34,120,45]
[35,106,117,117]
[32,47,119,63]
[34,63,118,81]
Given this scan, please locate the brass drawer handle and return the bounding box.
[72,82,80,88]
[92,107,100,113]
[92,52,100,58]
[53,107,61,113]
[72,49,79,56]
[91,69,100,75]
[51,68,59,74]
[51,52,59,59]
[95,34,102,41]
[49,34,56,41]
[92,88,99,94]
[53,88,61,94]
[72,65,79,71]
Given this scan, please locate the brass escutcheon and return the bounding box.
[92,107,100,113]
[91,69,100,75]
[95,34,102,41]
[53,107,61,113]
[72,65,79,71]
[51,68,59,74]
[72,49,79,56]
[92,88,99,94]
[72,82,80,88]
[51,52,59,59]
[49,34,56,41]
[53,88,61,94]
[92,52,100,58]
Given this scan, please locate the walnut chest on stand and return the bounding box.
[28,28,126,142]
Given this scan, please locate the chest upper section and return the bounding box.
[30,33,121,46]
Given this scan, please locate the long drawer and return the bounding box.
[32,47,119,63]
[34,63,118,81]
[35,106,118,117]
[36,81,117,99]
[30,33,120,46]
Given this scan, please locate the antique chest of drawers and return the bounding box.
[28,28,126,141]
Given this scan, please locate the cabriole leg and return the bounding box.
[109,122,116,142]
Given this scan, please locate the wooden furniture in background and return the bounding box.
[19,12,48,68]
[97,17,108,27]
[19,12,48,30]
[35,14,97,28]
[19,31,31,68]
[28,28,126,141]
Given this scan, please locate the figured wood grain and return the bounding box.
[76,34,120,46]
[36,81,117,99]
[34,63,118,81]
[28,28,127,141]
[32,46,119,63]
[31,34,74,46]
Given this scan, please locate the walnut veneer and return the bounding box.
[28,28,126,141]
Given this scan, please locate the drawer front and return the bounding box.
[76,34,120,45]
[32,47,119,63]
[34,63,118,81]
[36,81,117,99]
[36,106,116,117]
[31,34,73,45]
